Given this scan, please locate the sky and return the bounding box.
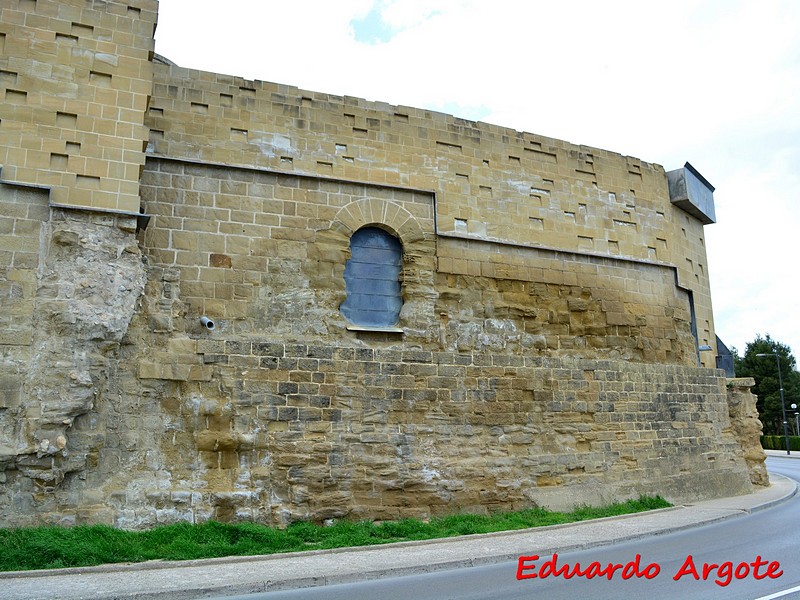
[154,0,800,361]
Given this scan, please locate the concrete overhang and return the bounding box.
[667,162,716,225]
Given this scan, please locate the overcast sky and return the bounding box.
[154,0,800,362]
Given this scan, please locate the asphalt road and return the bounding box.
[216,456,800,600]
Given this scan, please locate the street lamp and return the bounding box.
[756,352,790,455]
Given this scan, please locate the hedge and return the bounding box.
[761,434,800,451]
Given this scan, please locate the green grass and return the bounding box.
[0,495,670,572]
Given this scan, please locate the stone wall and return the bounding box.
[0,182,48,476]
[0,0,761,529]
[137,158,697,364]
[0,0,154,520]
[1,336,755,528]
[0,206,145,502]
[727,377,768,487]
[145,59,719,365]
[0,0,157,213]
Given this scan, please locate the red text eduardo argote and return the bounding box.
[516,553,783,587]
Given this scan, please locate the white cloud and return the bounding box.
[155,0,800,359]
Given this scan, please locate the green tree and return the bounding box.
[734,334,800,435]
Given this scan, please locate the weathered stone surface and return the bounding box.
[727,377,769,486]
[0,0,757,529]
[0,210,147,492]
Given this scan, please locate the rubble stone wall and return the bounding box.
[0,0,763,528]
[726,377,768,487]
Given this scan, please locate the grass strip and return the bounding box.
[0,495,669,572]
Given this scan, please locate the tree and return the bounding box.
[734,334,800,435]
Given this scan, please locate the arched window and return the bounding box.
[340,227,402,328]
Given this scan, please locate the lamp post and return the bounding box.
[756,352,790,455]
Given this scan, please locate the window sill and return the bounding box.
[346,325,404,334]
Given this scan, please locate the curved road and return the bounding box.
[222,456,800,600]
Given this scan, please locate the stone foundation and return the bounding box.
[1,329,755,528]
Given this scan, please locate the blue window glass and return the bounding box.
[340,227,402,328]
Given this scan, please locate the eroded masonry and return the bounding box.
[0,0,766,528]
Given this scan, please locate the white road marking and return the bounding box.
[754,584,800,599]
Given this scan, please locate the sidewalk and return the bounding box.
[1,470,796,600]
[765,448,800,458]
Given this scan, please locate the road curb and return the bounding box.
[743,473,798,513]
